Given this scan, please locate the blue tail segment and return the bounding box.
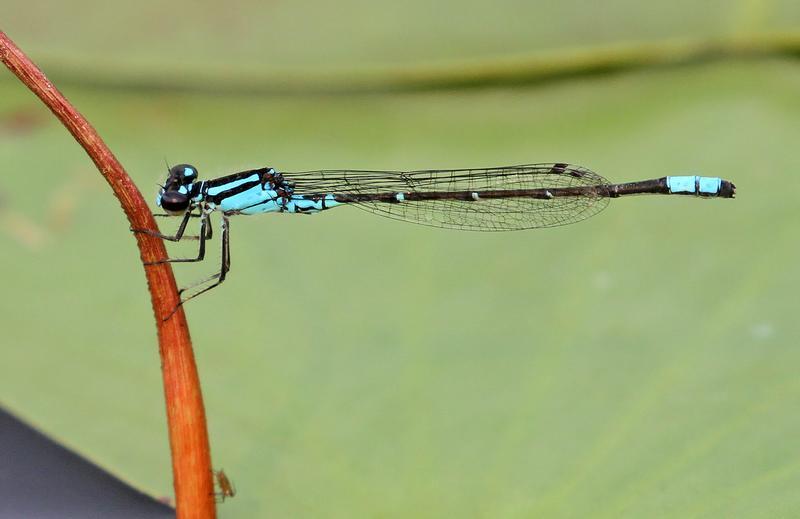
[666,176,723,196]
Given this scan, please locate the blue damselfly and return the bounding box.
[136,163,735,307]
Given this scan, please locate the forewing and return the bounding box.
[284,164,610,231]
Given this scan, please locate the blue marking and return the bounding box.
[667,176,723,195]
[178,185,189,195]
[324,194,339,208]
[698,177,721,194]
[219,184,279,213]
[192,182,205,202]
[667,176,697,194]
[395,193,405,202]
[284,194,341,213]
[227,190,338,215]
[206,174,260,197]
[239,199,283,215]
[183,167,195,177]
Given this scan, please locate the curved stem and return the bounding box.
[0,31,215,518]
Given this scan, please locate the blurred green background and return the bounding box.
[1,1,800,517]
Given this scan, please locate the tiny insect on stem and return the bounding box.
[213,469,236,503]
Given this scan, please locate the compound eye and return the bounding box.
[170,164,198,184]
[159,191,190,213]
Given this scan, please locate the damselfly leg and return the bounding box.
[152,212,211,237]
[133,208,197,242]
[177,215,230,304]
[133,211,211,266]
[135,208,229,317]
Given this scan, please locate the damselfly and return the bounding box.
[136,162,735,308]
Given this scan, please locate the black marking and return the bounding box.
[202,171,266,205]
[551,163,568,174]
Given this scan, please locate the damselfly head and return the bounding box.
[157,164,199,214]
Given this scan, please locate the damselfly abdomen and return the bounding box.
[136,163,735,309]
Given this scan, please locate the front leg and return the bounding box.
[145,212,211,266]
[132,208,195,242]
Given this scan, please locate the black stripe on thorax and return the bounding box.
[202,168,279,204]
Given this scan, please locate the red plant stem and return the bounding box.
[0,31,215,518]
